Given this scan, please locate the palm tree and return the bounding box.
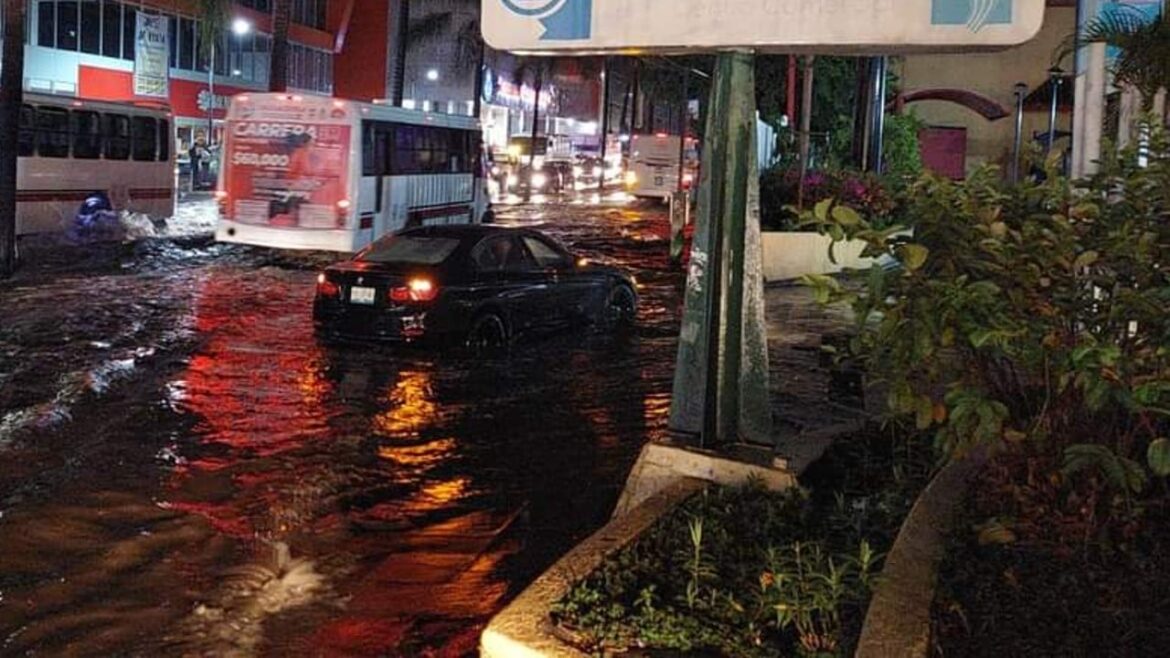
[1,0,27,277]
[1071,6,1170,113]
[395,0,485,114]
[270,0,290,92]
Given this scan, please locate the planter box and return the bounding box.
[480,441,796,657]
[761,231,876,282]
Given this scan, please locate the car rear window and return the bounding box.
[358,236,460,265]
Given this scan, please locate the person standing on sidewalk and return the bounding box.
[188,139,204,191]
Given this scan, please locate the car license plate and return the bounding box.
[350,286,376,305]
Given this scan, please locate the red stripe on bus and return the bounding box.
[408,203,472,222]
[15,190,95,202]
[129,188,174,199]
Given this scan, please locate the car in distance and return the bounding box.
[312,225,637,349]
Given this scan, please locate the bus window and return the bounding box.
[361,121,376,175]
[35,107,71,158]
[18,105,35,157]
[71,110,103,159]
[157,119,170,162]
[393,124,419,174]
[132,116,158,161]
[103,114,131,160]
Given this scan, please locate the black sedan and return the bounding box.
[313,225,638,349]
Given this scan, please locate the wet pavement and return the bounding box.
[0,196,859,656]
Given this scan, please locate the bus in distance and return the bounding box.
[216,93,490,253]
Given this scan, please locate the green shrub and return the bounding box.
[803,124,1170,488]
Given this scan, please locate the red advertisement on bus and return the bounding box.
[221,96,353,230]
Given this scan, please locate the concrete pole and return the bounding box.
[669,51,772,448]
[1071,71,1087,179]
[1118,87,1139,149]
[1082,43,1106,176]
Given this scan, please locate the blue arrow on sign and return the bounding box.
[539,0,592,40]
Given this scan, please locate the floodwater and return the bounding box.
[0,198,684,656]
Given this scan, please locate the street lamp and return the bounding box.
[426,68,440,82]
[1046,66,1064,154]
[1011,82,1028,183]
[208,19,252,145]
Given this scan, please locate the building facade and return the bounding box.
[13,0,395,156]
[896,3,1077,176]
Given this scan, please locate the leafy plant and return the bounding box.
[551,431,932,657]
[804,125,1170,537]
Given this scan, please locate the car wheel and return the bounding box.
[603,284,637,331]
[465,312,509,355]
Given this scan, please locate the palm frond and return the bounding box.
[407,11,455,46]
[192,0,230,57]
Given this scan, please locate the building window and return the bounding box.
[80,0,100,54]
[121,4,135,60]
[167,15,176,67]
[292,0,326,30]
[178,17,194,70]
[102,0,121,58]
[36,1,54,48]
[56,1,77,50]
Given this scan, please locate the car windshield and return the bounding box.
[358,235,460,265]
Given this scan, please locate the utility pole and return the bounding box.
[1011,82,1027,183]
[599,56,610,193]
[796,56,815,209]
[1046,66,1063,154]
[868,56,887,174]
[1,0,28,277]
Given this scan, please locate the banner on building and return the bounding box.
[134,14,170,98]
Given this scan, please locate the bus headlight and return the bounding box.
[531,173,548,189]
[624,171,638,187]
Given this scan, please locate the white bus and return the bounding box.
[15,93,174,235]
[215,93,491,253]
[626,133,699,200]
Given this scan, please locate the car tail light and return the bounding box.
[336,199,351,226]
[316,273,340,298]
[215,190,228,215]
[389,277,439,303]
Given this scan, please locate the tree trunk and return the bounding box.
[1,0,27,277]
[270,0,291,92]
[391,0,410,106]
[529,70,543,169]
[796,56,815,210]
[471,40,485,119]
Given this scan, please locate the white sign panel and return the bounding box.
[483,0,1047,53]
[134,14,170,98]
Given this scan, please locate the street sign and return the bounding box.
[482,0,1047,53]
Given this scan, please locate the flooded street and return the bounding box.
[0,198,685,656]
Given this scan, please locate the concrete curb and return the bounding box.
[855,450,988,658]
[481,441,798,658]
[480,477,705,658]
